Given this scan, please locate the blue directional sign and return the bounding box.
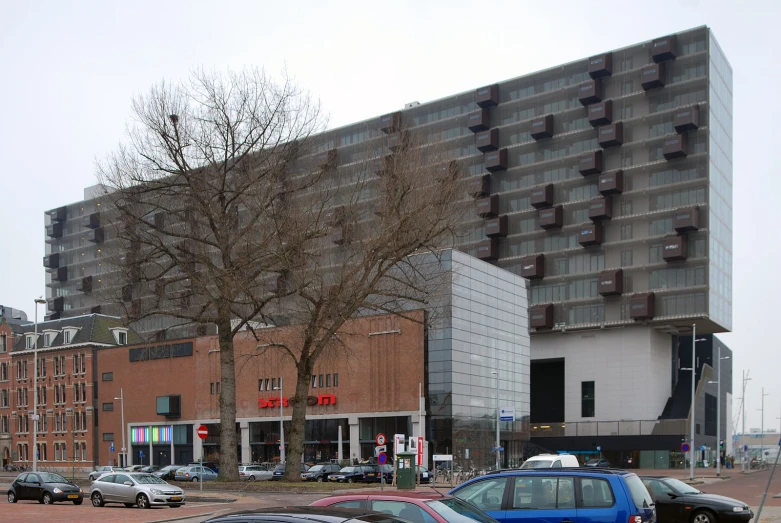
[110,443,115,452]
[744,445,748,452]
[700,445,706,451]
[596,446,601,452]
[492,447,504,452]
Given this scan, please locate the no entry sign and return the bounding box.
[376,433,386,446]
[197,425,209,440]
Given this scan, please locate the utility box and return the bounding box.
[395,451,418,490]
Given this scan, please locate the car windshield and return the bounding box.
[520,459,553,469]
[340,467,358,473]
[39,472,69,483]
[274,465,285,472]
[662,477,701,495]
[426,497,499,523]
[308,465,324,472]
[625,474,655,508]
[133,474,167,484]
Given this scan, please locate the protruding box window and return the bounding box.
[598,122,624,148]
[43,253,60,269]
[651,35,677,63]
[317,148,339,167]
[663,134,687,159]
[475,84,500,108]
[54,266,68,282]
[467,109,490,132]
[578,80,602,106]
[529,304,554,329]
[663,235,688,261]
[379,112,401,134]
[77,276,93,293]
[539,205,564,230]
[588,196,613,221]
[630,293,655,319]
[530,184,554,209]
[578,150,603,175]
[588,100,613,127]
[598,171,624,195]
[91,305,102,314]
[476,194,499,218]
[330,226,351,246]
[475,239,499,261]
[578,223,604,246]
[475,128,499,152]
[46,223,63,239]
[48,206,66,222]
[673,105,700,133]
[87,228,104,244]
[588,53,612,79]
[641,62,666,90]
[530,114,554,140]
[466,174,491,198]
[485,215,508,238]
[674,206,700,232]
[50,297,64,312]
[520,254,545,280]
[387,132,409,152]
[598,269,624,296]
[484,148,508,172]
[82,212,100,229]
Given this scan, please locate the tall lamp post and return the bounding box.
[758,388,769,463]
[492,371,499,471]
[31,297,46,472]
[707,347,730,476]
[114,389,125,467]
[683,325,707,481]
[740,371,752,472]
[273,381,285,464]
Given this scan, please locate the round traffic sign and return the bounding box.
[197,425,209,440]
[376,433,386,446]
[378,452,388,465]
[681,442,690,452]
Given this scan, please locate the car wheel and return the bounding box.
[249,475,256,480]
[191,477,199,482]
[89,475,95,481]
[317,476,324,482]
[7,491,17,503]
[42,492,53,505]
[91,492,105,507]
[73,499,83,505]
[137,493,150,509]
[124,502,135,508]
[692,510,716,523]
[347,478,354,483]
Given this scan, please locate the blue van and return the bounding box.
[449,468,655,523]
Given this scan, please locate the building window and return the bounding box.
[326,374,331,387]
[81,442,87,461]
[311,375,317,388]
[333,373,339,387]
[0,334,6,353]
[258,379,264,392]
[102,372,113,381]
[44,333,52,347]
[216,382,221,394]
[102,403,114,411]
[210,383,215,395]
[582,381,595,418]
[318,374,324,387]
[621,251,633,268]
[0,362,7,381]
[118,331,127,345]
[26,336,33,349]
[103,433,114,441]
[0,390,7,408]
[81,353,86,374]
[73,354,79,374]
[63,331,70,344]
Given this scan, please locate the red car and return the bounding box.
[310,491,499,523]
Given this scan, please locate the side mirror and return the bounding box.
[667,492,677,498]
[124,481,133,486]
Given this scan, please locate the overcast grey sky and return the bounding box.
[1,0,778,432]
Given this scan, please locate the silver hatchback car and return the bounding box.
[89,472,185,509]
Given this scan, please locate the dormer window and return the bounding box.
[110,328,129,345]
[62,327,79,345]
[42,330,58,347]
[25,335,37,349]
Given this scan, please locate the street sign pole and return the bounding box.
[197,425,208,492]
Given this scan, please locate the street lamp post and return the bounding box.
[492,371,499,471]
[740,371,752,472]
[707,347,730,477]
[31,297,46,472]
[273,382,285,464]
[683,326,707,481]
[114,389,126,467]
[759,388,770,463]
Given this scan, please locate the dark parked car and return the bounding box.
[204,506,410,523]
[584,458,611,467]
[7,472,83,505]
[189,461,219,473]
[139,465,160,473]
[329,465,379,483]
[153,464,185,480]
[272,463,310,480]
[302,463,343,482]
[641,476,752,523]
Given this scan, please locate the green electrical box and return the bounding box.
[395,451,418,490]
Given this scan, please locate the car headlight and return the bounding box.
[53,488,63,494]
[79,488,83,493]
[732,507,745,512]
[151,488,164,495]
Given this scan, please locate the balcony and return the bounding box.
[475,239,499,261]
[578,80,602,106]
[77,276,93,293]
[53,266,68,282]
[466,174,491,198]
[467,109,490,133]
[663,235,688,262]
[46,223,63,239]
[578,223,603,246]
[673,206,700,232]
[530,114,554,140]
[520,254,545,280]
[476,195,499,218]
[530,184,554,209]
[588,100,612,127]
[43,253,60,269]
[317,148,339,167]
[48,206,67,222]
[475,128,499,152]
[630,292,655,320]
[529,304,554,329]
[49,297,64,312]
[598,268,623,296]
[484,215,508,238]
[484,148,508,172]
[598,170,624,195]
[387,132,408,152]
[641,62,666,90]
[379,112,401,134]
[539,205,563,230]
[86,228,104,244]
[587,53,612,79]
[475,84,500,108]
[578,150,603,175]
[588,196,613,221]
[598,122,623,148]
[651,35,677,63]
[662,134,687,159]
[82,212,100,229]
[673,105,700,133]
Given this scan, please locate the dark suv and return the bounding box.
[449,468,656,523]
[301,463,342,482]
[328,465,379,483]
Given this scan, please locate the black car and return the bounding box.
[154,464,185,480]
[328,465,379,483]
[301,463,342,482]
[641,476,753,523]
[205,506,409,523]
[585,458,611,467]
[272,463,310,480]
[7,471,83,505]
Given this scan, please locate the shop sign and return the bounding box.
[258,393,337,409]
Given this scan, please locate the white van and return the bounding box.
[519,453,579,468]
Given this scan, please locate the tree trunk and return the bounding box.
[282,359,313,481]
[217,317,239,480]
